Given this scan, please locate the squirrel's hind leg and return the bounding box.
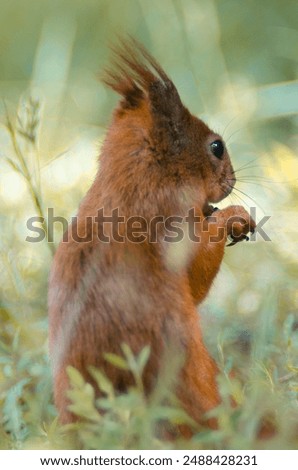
[177,320,220,433]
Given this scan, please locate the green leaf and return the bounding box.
[287,364,298,374]
[67,382,101,422]
[103,353,128,370]
[3,378,30,440]
[151,405,195,426]
[88,366,114,397]
[66,366,85,388]
[137,346,150,373]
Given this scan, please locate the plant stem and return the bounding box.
[5,107,55,256]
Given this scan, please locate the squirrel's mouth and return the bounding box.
[211,178,235,203]
[224,176,236,196]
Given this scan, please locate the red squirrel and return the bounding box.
[48,39,256,430]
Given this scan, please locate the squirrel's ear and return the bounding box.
[102,37,153,109]
[102,38,188,147]
[147,77,188,151]
[102,66,145,110]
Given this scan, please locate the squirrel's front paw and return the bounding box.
[219,205,256,246]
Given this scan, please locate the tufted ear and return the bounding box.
[147,75,189,152]
[102,37,188,150]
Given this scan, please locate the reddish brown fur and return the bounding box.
[48,39,255,432]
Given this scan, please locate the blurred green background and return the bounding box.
[0,0,297,449]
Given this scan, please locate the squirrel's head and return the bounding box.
[102,38,235,208]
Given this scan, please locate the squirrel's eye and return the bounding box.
[210,140,225,159]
